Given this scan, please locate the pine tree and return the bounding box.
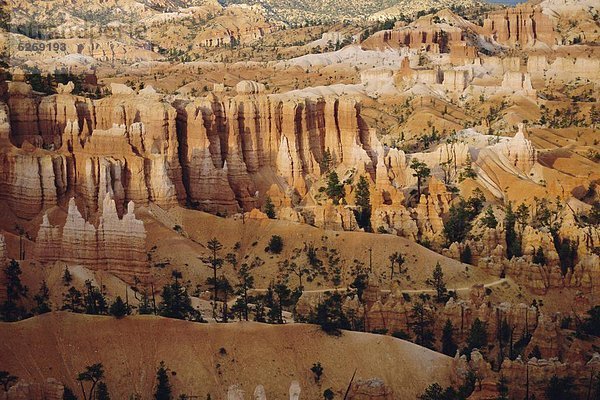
[160,271,198,321]
[263,196,276,219]
[0,260,28,321]
[460,245,473,265]
[443,199,472,245]
[109,296,129,318]
[426,262,447,303]
[481,206,498,229]
[467,318,488,351]
[441,319,457,356]
[83,280,108,315]
[95,382,110,400]
[62,286,85,313]
[533,246,546,266]
[33,280,51,314]
[496,376,509,400]
[205,238,224,319]
[411,302,435,349]
[76,363,104,400]
[325,171,345,205]
[310,362,324,383]
[62,386,78,400]
[62,267,73,286]
[354,175,372,231]
[320,149,333,174]
[0,371,18,392]
[234,264,254,321]
[505,202,522,259]
[138,288,153,315]
[410,158,431,199]
[154,362,172,400]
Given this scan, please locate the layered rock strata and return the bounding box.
[35,196,148,284]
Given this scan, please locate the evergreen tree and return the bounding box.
[0,260,28,321]
[325,171,345,205]
[323,388,334,400]
[426,262,447,303]
[354,175,372,231]
[481,206,498,229]
[545,375,575,400]
[138,288,154,315]
[62,286,85,313]
[109,296,130,318]
[63,386,78,400]
[76,363,104,400]
[441,319,457,356]
[310,362,324,383]
[310,292,350,335]
[467,318,488,351]
[496,375,509,400]
[95,382,110,400]
[410,158,431,199]
[272,280,292,324]
[160,271,198,321]
[83,280,108,315]
[233,264,254,321]
[388,252,405,281]
[0,371,18,392]
[205,238,224,319]
[411,302,435,349]
[460,245,472,265]
[443,199,473,245]
[154,361,172,400]
[505,203,522,259]
[63,267,73,286]
[33,280,52,314]
[263,196,276,219]
[266,235,284,254]
[320,149,333,174]
[532,247,547,266]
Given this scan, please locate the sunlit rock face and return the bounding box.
[35,196,149,284]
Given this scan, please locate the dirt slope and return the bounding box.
[0,312,453,399]
[142,206,494,292]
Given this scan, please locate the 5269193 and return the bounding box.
[16,42,67,52]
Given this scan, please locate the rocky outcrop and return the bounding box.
[501,72,535,96]
[482,5,555,47]
[362,25,464,53]
[348,378,394,400]
[0,148,68,220]
[494,124,537,174]
[3,378,64,400]
[35,196,149,284]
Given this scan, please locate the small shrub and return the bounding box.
[266,235,283,254]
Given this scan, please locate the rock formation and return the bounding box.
[348,378,394,399]
[3,379,64,400]
[482,5,555,46]
[35,196,149,284]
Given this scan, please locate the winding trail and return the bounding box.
[249,278,508,295]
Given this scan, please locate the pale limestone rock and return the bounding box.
[253,385,266,400]
[228,384,245,400]
[289,381,301,400]
[110,83,135,95]
[235,80,266,95]
[35,196,149,284]
[56,81,74,94]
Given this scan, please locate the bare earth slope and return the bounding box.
[0,312,453,399]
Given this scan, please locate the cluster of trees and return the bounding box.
[442,190,485,246]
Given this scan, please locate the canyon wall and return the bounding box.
[482,5,555,46]
[34,195,149,284]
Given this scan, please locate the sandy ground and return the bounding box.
[0,312,454,399]
[141,206,495,293]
